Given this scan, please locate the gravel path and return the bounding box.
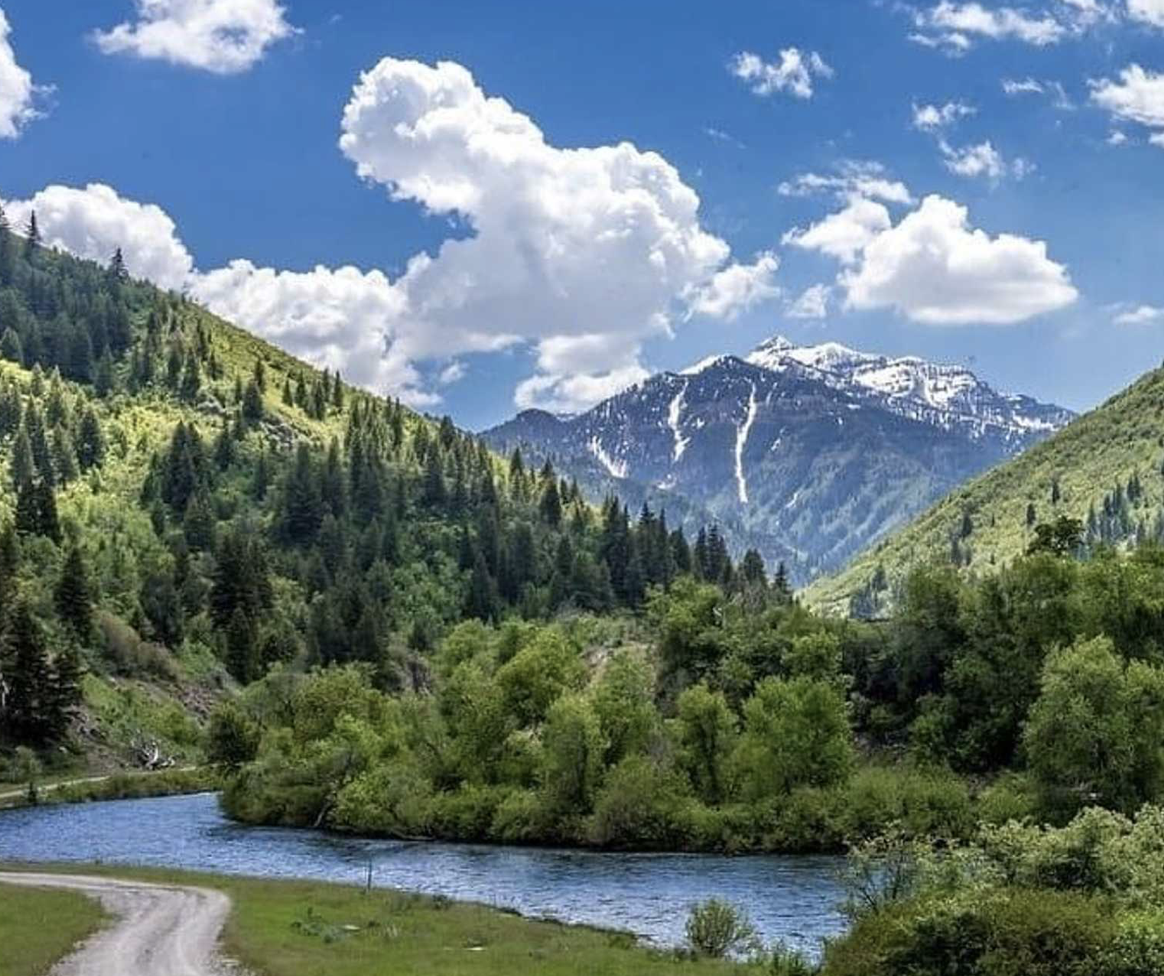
[0,872,232,976]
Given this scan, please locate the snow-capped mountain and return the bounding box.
[482,336,1075,583]
[746,336,1073,446]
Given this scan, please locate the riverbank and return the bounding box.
[0,766,220,810]
[0,793,847,952]
[0,864,771,975]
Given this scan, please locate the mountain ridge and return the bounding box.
[484,336,1074,583]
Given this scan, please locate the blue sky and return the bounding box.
[0,0,1162,429]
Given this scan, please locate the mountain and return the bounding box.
[483,337,1074,583]
[806,359,1164,616]
[0,222,734,773]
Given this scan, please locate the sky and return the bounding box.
[0,0,1162,430]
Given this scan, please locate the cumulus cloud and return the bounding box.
[338,57,777,411]
[92,0,299,74]
[836,195,1078,325]
[786,284,831,320]
[0,9,44,138]
[1128,0,1164,27]
[6,59,781,412]
[911,2,1068,51]
[1112,303,1164,324]
[938,139,1033,180]
[1090,64,1164,144]
[912,100,975,131]
[2,183,194,289]
[783,197,893,264]
[729,49,834,99]
[188,261,421,398]
[685,252,781,321]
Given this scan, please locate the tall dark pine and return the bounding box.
[1,602,53,744]
[55,545,93,638]
[24,212,41,260]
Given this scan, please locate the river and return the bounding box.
[0,792,847,955]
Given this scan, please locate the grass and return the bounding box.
[0,864,760,975]
[0,883,107,976]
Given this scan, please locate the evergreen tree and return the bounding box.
[76,407,106,471]
[0,327,23,365]
[2,602,54,744]
[540,479,563,527]
[8,427,33,489]
[0,201,13,285]
[242,378,264,424]
[24,212,40,260]
[54,545,93,638]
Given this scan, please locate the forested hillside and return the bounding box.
[808,361,1164,617]
[0,205,767,773]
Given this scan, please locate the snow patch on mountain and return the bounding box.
[736,384,758,504]
[668,386,690,463]
[589,436,628,479]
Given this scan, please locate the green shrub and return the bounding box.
[684,898,760,959]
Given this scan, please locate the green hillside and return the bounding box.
[0,210,748,778]
[805,361,1164,616]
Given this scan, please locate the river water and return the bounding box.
[0,792,847,955]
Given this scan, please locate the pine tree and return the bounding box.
[242,378,263,424]
[2,602,53,744]
[76,407,106,471]
[51,428,78,486]
[94,350,116,398]
[54,545,93,638]
[0,327,24,365]
[225,608,259,684]
[0,201,13,285]
[8,427,33,489]
[33,480,61,543]
[24,212,41,260]
[540,480,563,527]
[46,647,83,741]
[108,247,128,285]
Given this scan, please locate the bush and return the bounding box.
[685,898,760,959]
[587,755,690,849]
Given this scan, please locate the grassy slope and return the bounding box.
[0,865,755,976]
[0,883,106,976]
[806,361,1164,614]
[0,281,449,776]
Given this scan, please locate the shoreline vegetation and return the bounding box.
[0,765,220,810]
[0,863,786,975]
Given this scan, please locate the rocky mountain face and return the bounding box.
[483,337,1074,584]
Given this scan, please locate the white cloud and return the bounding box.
[188,261,422,399]
[836,195,1078,325]
[939,139,1009,179]
[1108,129,1129,144]
[2,183,194,289]
[514,364,651,416]
[778,161,913,205]
[786,283,831,319]
[0,9,43,139]
[92,0,299,74]
[437,361,466,385]
[1090,65,1164,146]
[7,60,782,412]
[1128,0,1164,27]
[783,197,893,264]
[685,252,781,321]
[912,100,975,131]
[1002,77,1045,95]
[1113,303,1164,324]
[338,57,776,411]
[912,2,1068,50]
[729,49,834,99]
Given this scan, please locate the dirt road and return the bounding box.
[0,872,232,976]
